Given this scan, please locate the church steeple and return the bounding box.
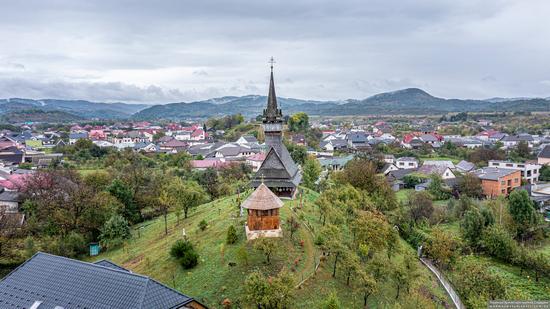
[263,57,282,124]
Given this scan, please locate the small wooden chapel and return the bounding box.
[241,182,284,240]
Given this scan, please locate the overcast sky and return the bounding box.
[0,0,549,103]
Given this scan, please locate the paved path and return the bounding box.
[420,257,466,309]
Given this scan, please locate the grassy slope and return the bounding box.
[91,190,450,308]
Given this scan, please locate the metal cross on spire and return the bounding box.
[269,56,276,73]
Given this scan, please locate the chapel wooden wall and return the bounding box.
[247,209,280,230]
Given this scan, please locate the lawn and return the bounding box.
[419,155,461,164]
[90,192,317,308]
[396,189,413,203]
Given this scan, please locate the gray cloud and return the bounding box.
[0,0,549,102]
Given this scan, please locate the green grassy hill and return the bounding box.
[90,190,450,308]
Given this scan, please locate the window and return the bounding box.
[409,162,414,166]
[501,181,506,185]
[506,163,513,167]
[501,189,506,193]
[514,178,519,183]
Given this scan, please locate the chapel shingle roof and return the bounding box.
[241,183,284,210]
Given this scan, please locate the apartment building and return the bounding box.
[488,160,541,184]
[474,167,522,197]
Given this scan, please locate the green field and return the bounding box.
[90,189,452,308]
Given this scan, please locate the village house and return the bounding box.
[246,152,266,172]
[68,131,88,144]
[455,160,476,173]
[0,252,206,309]
[236,135,258,145]
[346,131,370,149]
[422,160,456,170]
[383,154,395,164]
[474,167,522,197]
[501,134,534,149]
[417,164,455,179]
[320,138,348,152]
[291,133,307,146]
[395,157,419,169]
[538,145,550,165]
[488,160,541,184]
[318,155,354,171]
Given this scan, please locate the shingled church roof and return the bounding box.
[242,183,284,210]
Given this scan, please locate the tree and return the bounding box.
[402,174,424,189]
[467,147,505,165]
[107,179,140,224]
[226,225,238,244]
[99,214,130,249]
[159,178,208,235]
[254,237,279,264]
[359,270,377,307]
[514,141,532,160]
[458,173,483,198]
[244,271,294,309]
[320,224,346,277]
[540,165,550,182]
[285,142,307,165]
[461,208,489,249]
[407,191,434,224]
[286,215,300,240]
[158,190,172,236]
[425,227,460,268]
[288,112,309,132]
[170,239,199,269]
[427,175,451,200]
[302,155,321,190]
[509,190,539,241]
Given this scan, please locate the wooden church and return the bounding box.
[250,61,302,198]
[242,182,284,240]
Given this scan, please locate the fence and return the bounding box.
[419,257,466,309]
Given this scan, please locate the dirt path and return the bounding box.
[290,205,320,288]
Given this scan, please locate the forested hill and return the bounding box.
[132,88,550,120]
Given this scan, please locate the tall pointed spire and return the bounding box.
[263,57,282,123]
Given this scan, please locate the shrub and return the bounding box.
[99,214,130,249]
[199,219,208,231]
[170,239,199,269]
[482,225,516,262]
[226,225,238,244]
[453,257,506,308]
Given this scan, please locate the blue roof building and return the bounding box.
[0,252,206,309]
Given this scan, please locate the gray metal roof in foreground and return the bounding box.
[0,252,195,309]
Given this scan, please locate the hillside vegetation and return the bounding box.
[91,190,450,308]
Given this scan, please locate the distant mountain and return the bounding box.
[0,98,149,121]
[131,95,332,120]
[132,88,550,120]
[0,109,83,123]
[2,88,549,122]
